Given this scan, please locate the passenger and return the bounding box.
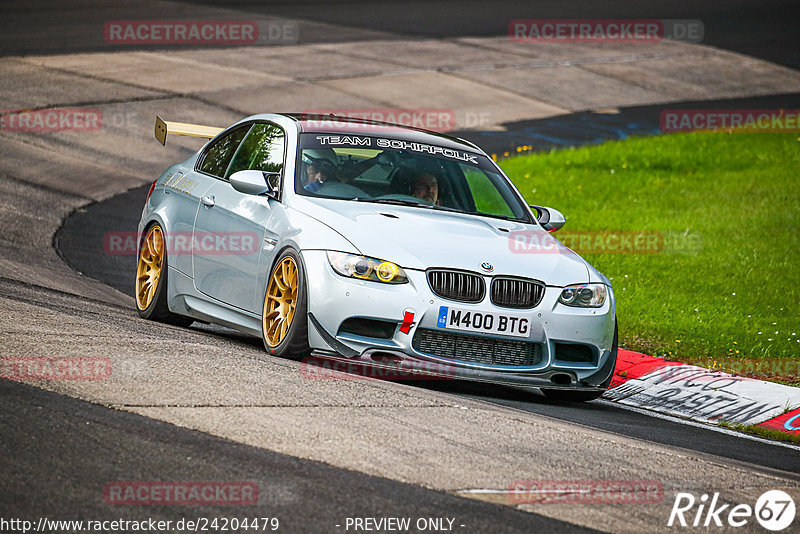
[303,156,336,192]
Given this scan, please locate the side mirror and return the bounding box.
[230,170,280,197]
[529,205,566,232]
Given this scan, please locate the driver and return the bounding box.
[411,172,440,205]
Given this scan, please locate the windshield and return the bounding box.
[295,134,531,223]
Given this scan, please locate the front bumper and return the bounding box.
[302,250,617,390]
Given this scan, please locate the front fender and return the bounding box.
[282,204,360,254]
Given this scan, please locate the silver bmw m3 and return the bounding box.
[137,113,617,401]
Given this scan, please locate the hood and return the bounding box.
[294,197,590,286]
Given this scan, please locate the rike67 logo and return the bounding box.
[668,490,795,531]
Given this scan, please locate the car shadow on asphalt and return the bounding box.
[409,378,611,410]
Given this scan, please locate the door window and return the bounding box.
[226,123,286,179]
[198,125,250,178]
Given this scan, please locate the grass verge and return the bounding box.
[718,420,800,444]
[499,131,800,381]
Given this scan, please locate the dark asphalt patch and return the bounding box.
[453,92,800,157]
[0,379,596,534]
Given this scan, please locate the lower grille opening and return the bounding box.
[368,351,403,364]
[412,328,543,367]
[550,373,573,385]
[554,343,595,363]
[338,317,397,340]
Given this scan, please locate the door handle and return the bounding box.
[201,195,215,207]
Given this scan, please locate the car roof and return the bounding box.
[279,113,484,154]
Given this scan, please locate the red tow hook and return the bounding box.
[399,311,415,334]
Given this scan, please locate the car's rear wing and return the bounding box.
[154,116,223,146]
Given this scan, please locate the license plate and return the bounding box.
[436,306,530,338]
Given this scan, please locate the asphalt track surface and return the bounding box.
[4,0,798,68]
[3,379,597,533]
[182,0,800,68]
[5,1,800,532]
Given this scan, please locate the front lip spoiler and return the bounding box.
[308,349,604,391]
[307,312,606,391]
[308,312,359,357]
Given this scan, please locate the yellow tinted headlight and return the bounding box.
[327,251,408,284]
[376,261,398,282]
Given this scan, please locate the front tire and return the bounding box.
[135,223,194,327]
[261,248,309,359]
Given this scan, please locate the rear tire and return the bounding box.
[261,248,310,359]
[135,223,194,327]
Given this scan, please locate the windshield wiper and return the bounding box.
[354,198,463,213]
[469,212,527,223]
[352,198,514,218]
[352,197,427,207]
[429,204,463,214]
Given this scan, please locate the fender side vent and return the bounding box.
[554,343,595,364]
[338,317,397,339]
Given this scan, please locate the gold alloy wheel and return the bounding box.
[263,256,298,347]
[136,225,165,311]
